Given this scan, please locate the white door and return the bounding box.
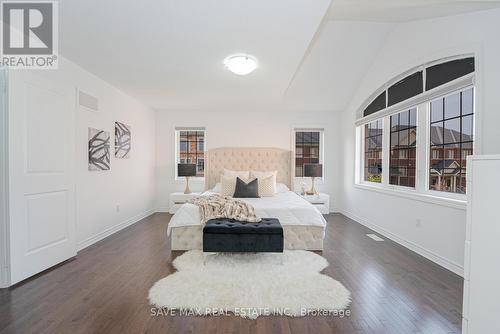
[8,71,76,284]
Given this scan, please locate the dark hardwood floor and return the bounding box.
[0,213,463,334]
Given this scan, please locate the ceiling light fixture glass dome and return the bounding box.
[223,54,258,75]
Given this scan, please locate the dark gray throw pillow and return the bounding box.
[233,177,260,198]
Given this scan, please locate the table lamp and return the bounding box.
[304,163,323,195]
[178,163,196,194]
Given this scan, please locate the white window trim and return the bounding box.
[356,73,474,126]
[174,127,206,182]
[291,128,325,182]
[356,54,474,121]
[356,83,474,205]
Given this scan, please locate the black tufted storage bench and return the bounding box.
[203,218,283,253]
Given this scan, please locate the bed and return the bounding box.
[168,147,326,251]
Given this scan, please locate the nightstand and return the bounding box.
[169,192,201,214]
[302,193,330,214]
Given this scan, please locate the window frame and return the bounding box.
[360,55,474,118]
[388,108,418,188]
[292,128,325,180]
[426,87,475,197]
[357,84,475,202]
[362,119,384,184]
[174,127,207,180]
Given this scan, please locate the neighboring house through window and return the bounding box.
[176,127,206,177]
[389,108,417,187]
[356,56,475,198]
[429,88,474,194]
[294,129,324,177]
[364,119,383,183]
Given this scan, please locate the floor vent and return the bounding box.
[78,90,99,111]
[366,234,384,241]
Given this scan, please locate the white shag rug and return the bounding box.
[148,250,351,319]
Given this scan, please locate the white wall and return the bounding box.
[7,57,157,254]
[156,109,340,211]
[0,67,9,287]
[338,9,500,276]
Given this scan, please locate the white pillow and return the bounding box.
[220,175,242,196]
[258,175,275,197]
[250,170,277,193]
[276,183,290,193]
[223,169,250,180]
[250,170,277,179]
[212,182,221,193]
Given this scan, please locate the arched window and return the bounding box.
[361,57,474,117]
[356,56,475,199]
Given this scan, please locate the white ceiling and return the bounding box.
[60,0,331,110]
[282,21,394,111]
[59,0,500,111]
[328,0,500,22]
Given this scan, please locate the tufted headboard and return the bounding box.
[205,147,292,191]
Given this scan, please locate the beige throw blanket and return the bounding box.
[187,194,261,224]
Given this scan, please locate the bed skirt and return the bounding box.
[170,225,324,251]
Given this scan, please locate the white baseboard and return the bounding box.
[77,208,156,251]
[339,208,464,277]
[156,206,170,213]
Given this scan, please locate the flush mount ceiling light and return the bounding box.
[223,54,258,75]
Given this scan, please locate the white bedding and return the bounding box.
[167,191,327,235]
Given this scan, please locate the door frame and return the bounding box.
[0,66,10,288]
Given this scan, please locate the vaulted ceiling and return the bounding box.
[328,0,500,22]
[59,0,500,111]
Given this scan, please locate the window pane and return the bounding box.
[311,132,320,141]
[409,108,417,127]
[387,71,423,106]
[430,145,443,160]
[444,92,460,119]
[461,142,473,161]
[408,128,417,146]
[408,177,416,188]
[363,91,386,117]
[310,146,319,158]
[462,114,474,142]
[425,57,475,91]
[303,132,312,144]
[428,87,474,194]
[364,119,383,183]
[390,132,398,148]
[431,99,443,122]
[391,114,398,129]
[295,131,322,177]
[389,109,417,187]
[399,110,409,128]
[462,88,474,115]
[444,143,460,160]
[430,122,444,145]
[443,118,460,144]
[398,129,409,147]
[296,146,303,156]
[180,141,188,152]
[177,129,205,176]
[180,131,188,141]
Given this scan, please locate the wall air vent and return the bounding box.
[78,90,99,111]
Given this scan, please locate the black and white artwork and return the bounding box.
[88,127,110,171]
[114,121,131,159]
